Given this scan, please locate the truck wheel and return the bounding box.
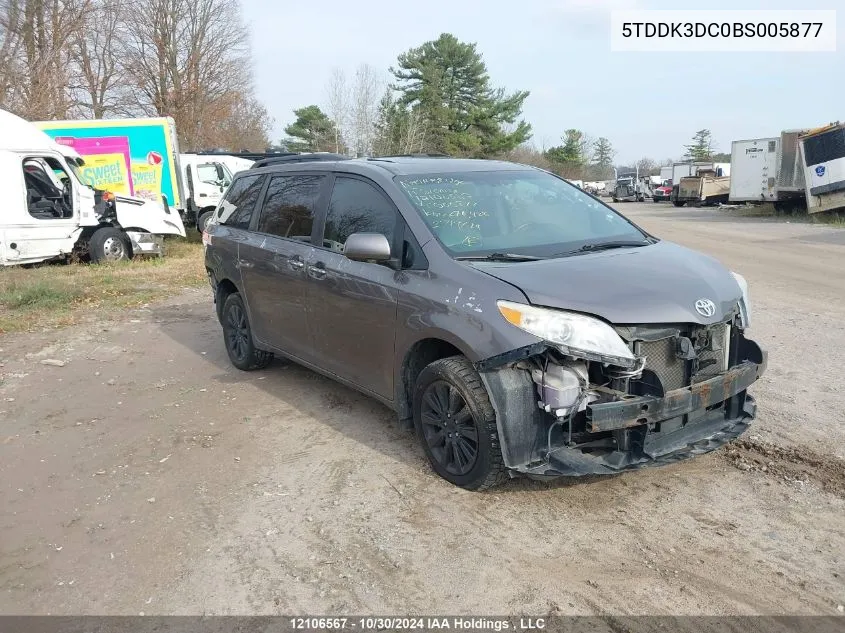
[221,292,273,371]
[413,356,508,491]
[90,227,131,263]
[673,201,686,207]
[197,210,214,233]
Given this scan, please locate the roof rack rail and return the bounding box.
[373,153,452,158]
[193,150,299,161]
[251,153,350,169]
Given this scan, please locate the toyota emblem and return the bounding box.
[695,299,717,318]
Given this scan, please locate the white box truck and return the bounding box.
[34,117,250,232]
[798,122,845,215]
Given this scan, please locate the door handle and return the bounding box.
[307,264,327,280]
[288,258,305,271]
[237,259,254,269]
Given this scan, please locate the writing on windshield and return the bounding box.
[396,171,645,257]
[398,177,491,248]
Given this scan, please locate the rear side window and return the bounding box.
[322,177,398,251]
[217,174,264,229]
[256,175,324,242]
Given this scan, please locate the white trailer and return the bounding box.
[729,138,779,202]
[799,122,845,215]
[728,131,809,209]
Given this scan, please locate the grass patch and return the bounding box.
[0,234,206,334]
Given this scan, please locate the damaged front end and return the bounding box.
[476,309,767,478]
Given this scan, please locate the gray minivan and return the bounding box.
[203,156,766,490]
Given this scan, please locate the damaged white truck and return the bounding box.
[0,109,185,266]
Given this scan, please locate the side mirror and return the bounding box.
[343,233,391,262]
[215,164,226,181]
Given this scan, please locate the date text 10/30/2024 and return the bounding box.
[289,617,547,630]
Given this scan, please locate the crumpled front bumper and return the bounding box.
[479,342,767,479]
[528,394,757,477]
[525,357,767,477]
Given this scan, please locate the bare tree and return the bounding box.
[122,0,253,149]
[67,0,135,117]
[349,63,381,157]
[204,91,271,151]
[0,0,90,119]
[324,67,348,154]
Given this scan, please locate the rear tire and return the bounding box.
[673,200,686,207]
[197,210,214,233]
[413,356,508,490]
[90,227,131,263]
[221,292,273,371]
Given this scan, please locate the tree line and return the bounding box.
[282,33,730,179]
[1,11,729,171]
[0,0,270,151]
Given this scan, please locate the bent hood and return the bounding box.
[115,196,186,238]
[470,241,742,325]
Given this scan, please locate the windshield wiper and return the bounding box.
[455,252,543,262]
[554,240,651,257]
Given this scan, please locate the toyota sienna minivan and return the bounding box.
[204,155,767,490]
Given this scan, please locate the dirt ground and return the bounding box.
[0,203,843,616]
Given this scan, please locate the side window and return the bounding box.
[23,157,73,220]
[217,174,264,229]
[323,177,398,252]
[256,175,324,241]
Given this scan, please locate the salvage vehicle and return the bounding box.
[1,109,185,265]
[673,162,731,207]
[652,180,672,202]
[203,155,766,490]
[799,121,845,215]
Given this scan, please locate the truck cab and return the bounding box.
[181,153,234,232]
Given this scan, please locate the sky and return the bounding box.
[240,0,843,164]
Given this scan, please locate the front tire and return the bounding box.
[197,210,214,233]
[90,227,131,263]
[413,356,508,490]
[221,292,273,371]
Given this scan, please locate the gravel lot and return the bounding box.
[0,203,843,616]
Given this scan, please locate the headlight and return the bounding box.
[730,272,751,328]
[497,300,636,368]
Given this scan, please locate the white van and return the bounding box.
[0,109,185,266]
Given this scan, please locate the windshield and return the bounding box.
[64,158,90,188]
[197,162,232,185]
[395,170,648,258]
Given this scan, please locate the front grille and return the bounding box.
[634,322,731,393]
